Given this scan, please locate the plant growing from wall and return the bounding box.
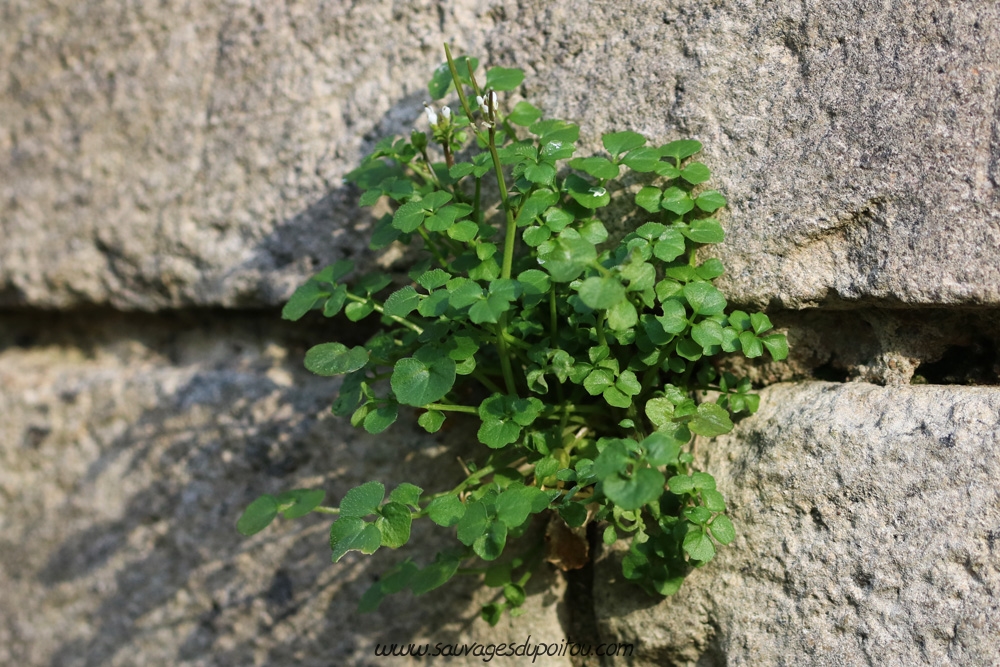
[237,46,787,624]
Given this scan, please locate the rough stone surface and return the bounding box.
[593,382,1000,666]
[0,312,573,666]
[4,0,999,309]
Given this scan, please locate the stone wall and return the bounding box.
[2,1,998,665]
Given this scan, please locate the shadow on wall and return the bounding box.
[0,311,564,666]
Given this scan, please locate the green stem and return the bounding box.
[313,506,340,515]
[596,312,608,347]
[472,369,505,395]
[494,322,517,395]
[485,123,520,396]
[488,129,517,281]
[417,228,449,269]
[345,292,423,335]
[548,286,558,342]
[444,44,476,125]
[474,177,482,224]
[423,403,479,414]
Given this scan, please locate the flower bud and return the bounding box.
[424,105,438,126]
[441,106,452,121]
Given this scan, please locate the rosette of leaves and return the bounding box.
[238,46,788,624]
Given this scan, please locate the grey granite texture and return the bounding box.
[594,382,1000,666]
[3,0,998,309]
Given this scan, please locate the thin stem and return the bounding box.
[442,142,454,169]
[423,403,479,414]
[444,44,476,124]
[345,292,423,335]
[417,228,449,269]
[548,286,558,341]
[488,128,517,281]
[474,177,482,224]
[486,122,520,396]
[596,312,608,347]
[417,147,444,189]
[494,322,517,395]
[313,506,340,515]
[472,369,505,395]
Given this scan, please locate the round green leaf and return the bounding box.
[683,527,716,561]
[622,147,660,172]
[603,386,631,408]
[570,156,620,180]
[392,200,426,232]
[363,403,398,434]
[578,276,626,310]
[668,474,695,495]
[635,187,662,213]
[376,501,412,548]
[602,131,646,156]
[660,187,695,215]
[237,494,279,536]
[607,298,638,330]
[657,300,689,333]
[642,429,685,467]
[427,494,466,527]
[330,518,382,561]
[507,101,542,126]
[688,403,734,437]
[276,488,326,519]
[391,353,457,407]
[389,483,423,509]
[473,520,508,561]
[653,229,686,262]
[680,162,711,184]
[537,229,597,282]
[696,190,727,212]
[478,418,522,449]
[762,334,789,360]
[339,481,385,518]
[486,66,525,90]
[659,139,702,161]
[683,282,727,315]
[323,285,348,317]
[710,515,736,544]
[603,467,666,510]
[503,582,527,606]
[456,500,489,545]
[740,331,765,359]
[282,282,328,321]
[418,409,446,433]
[684,218,725,244]
[304,343,369,376]
[702,489,727,513]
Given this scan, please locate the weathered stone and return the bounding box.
[594,382,1000,666]
[0,312,572,666]
[4,0,999,309]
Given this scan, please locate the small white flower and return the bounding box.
[476,95,488,116]
[441,106,452,121]
[425,105,438,126]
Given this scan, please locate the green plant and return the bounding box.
[238,46,787,623]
